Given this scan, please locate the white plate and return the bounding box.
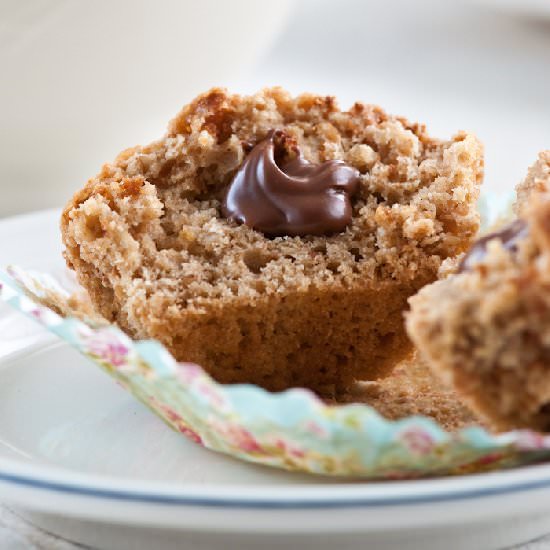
[1,210,550,550]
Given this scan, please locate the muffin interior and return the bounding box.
[64,89,481,311]
[62,88,483,393]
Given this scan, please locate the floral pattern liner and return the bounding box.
[2,264,550,479]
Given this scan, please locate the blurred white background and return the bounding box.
[0,0,291,216]
[0,0,549,217]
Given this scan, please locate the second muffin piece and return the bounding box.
[407,152,550,430]
[62,88,482,394]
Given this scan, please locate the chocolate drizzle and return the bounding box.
[222,130,360,237]
[458,219,528,273]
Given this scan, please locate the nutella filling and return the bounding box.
[222,130,360,237]
[458,219,528,273]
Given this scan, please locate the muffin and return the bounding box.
[407,152,550,430]
[61,87,483,394]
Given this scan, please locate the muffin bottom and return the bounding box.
[93,279,430,395]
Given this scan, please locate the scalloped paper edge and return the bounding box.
[2,264,550,478]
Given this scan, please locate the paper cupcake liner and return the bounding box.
[3,263,550,478]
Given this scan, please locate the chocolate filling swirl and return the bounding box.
[222,130,360,237]
[458,219,528,273]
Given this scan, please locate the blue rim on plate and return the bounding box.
[2,468,550,508]
[2,453,550,508]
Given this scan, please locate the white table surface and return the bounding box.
[1,0,550,547]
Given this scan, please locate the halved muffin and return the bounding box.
[407,152,550,430]
[62,87,482,394]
